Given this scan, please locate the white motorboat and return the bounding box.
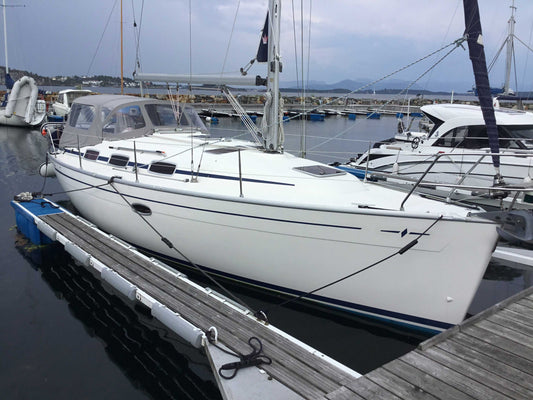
[43,0,500,332]
[51,89,93,117]
[343,103,533,208]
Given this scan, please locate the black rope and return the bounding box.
[261,215,444,315]
[208,336,272,380]
[106,178,258,317]
[37,180,113,198]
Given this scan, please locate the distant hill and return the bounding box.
[0,66,473,94]
[281,78,473,94]
[0,66,135,88]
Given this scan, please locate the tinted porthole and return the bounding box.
[84,149,99,160]
[131,203,151,216]
[149,161,176,175]
[109,154,129,167]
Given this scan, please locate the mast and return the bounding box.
[463,0,501,178]
[263,0,283,153]
[2,0,8,75]
[504,0,516,95]
[120,0,124,94]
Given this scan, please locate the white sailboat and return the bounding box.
[0,0,46,127]
[43,0,499,332]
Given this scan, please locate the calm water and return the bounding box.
[1,116,531,399]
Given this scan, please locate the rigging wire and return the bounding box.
[290,0,301,99]
[221,0,240,76]
[131,0,145,73]
[414,0,461,98]
[523,20,533,96]
[282,36,467,125]
[299,0,306,158]
[87,0,119,76]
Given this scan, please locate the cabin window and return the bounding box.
[69,104,95,130]
[435,125,527,150]
[83,149,99,160]
[103,105,146,134]
[500,125,533,149]
[434,126,468,148]
[108,154,129,167]
[149,161,176,175]
[66,91,89,105]
[145,104,180,127]
[294,165,346,177]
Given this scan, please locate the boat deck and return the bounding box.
[340,285,533,400]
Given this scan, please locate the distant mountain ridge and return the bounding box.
[281,78,473,93]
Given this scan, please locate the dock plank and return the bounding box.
[436,340,533,392]
[496,307,533,328]
[422,346,532,399]
[382,359,472,400]
[325,386,365,400]
[488,311,533,333]
[365,367,439,400]
[449,333,533,376]
[460,325,533,361]
[342,376,402,400]
[400,351,510,400]
[474,320,533,351]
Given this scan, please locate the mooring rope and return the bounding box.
[207,335,272,380]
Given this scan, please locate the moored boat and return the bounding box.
[42,0,501,332]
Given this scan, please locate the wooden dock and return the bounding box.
[12,199,361,399]
[339,285,533,400]
[12,198,533,399]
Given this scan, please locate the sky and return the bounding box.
[3,0,533,92]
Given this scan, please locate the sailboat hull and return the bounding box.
[52,158,497,332]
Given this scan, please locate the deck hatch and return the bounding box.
[294,165,346,177]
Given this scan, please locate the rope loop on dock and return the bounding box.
[213,336,272,380]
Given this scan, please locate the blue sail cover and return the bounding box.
[256,12,269,62]
[463,0,500,168]
[5,72,14,89]
[1,73,15,107]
